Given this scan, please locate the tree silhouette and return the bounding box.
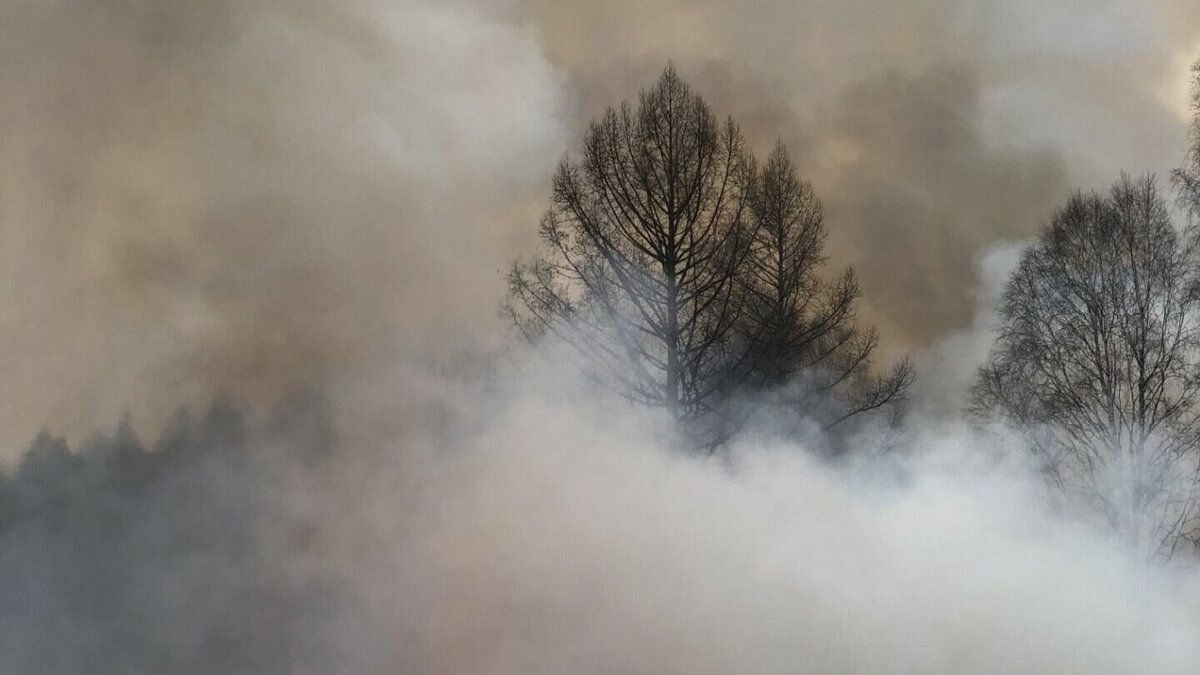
[506,65,755,425]
[738,142,912,430]
[972,175,1200,557]
[1173,60,1200,220]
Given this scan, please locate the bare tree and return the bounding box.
[737,143,912,430]
[972,175,1200,558]
[505,65,755,425]
[1173,60,1200,220]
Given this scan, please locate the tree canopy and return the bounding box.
[506,66,910,447]
[972,175,1200,556]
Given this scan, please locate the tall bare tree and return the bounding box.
[738,143,912,429]
[972,175,1200,557]
[1173,60,1200,220]
[505,65,755,424]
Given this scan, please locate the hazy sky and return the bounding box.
[1,0,1198,453]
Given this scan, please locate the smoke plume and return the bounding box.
[3,0,1200,672]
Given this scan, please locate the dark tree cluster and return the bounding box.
[0,394,339,675]
[506,66,912,448]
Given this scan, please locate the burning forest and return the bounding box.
[2,1,1200,673]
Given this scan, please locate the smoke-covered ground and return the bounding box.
[3,351,1200,673]
[3,0,1200,672]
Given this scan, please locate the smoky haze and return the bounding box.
[2,0,1198,449]
[3,0,1200,672]
[0,0,566,454]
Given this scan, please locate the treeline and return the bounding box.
[0,393,338,674]
[0,392,333,538]
[507,62,1200,557]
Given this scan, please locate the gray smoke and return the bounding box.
[2,0,1200,672]
[516,0,1200,346]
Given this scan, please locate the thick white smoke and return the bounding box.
[5,346,1200,673]
[321,354,1200,674]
